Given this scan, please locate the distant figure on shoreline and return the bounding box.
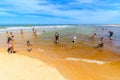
[26,41,32,52]
[6,31,10,38]
[43,30,45,33]
[55,32,60,43]
[20,29,24,35]
[32,27,35,33]
[108,30,113,40]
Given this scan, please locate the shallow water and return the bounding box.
[1,24,120,63]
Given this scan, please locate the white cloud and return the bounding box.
[2,0,56,13]
[0,8,17,16]
[0,11,17,16]
[0,0,120,23]
[75,0,94,3]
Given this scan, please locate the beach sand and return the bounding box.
[0,30,120,80]
[0,51,66,80]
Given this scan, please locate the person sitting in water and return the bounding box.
[26,41,32,52]
[95,42,104,48]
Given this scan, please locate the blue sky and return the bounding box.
[0,0,120,24]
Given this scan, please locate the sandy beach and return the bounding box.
[0,51,66,80]
[1,0,120,79]
[0,26,120,80]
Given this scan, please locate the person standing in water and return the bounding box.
[32,27,35,33]
[91,33,96,39]
[108,30,113,40]
[26,41,32,52]
[55,32,60,43]
[72,35,77,43]
[100,36,104,42]
[11,36,15,52]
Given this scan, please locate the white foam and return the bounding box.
[7,27,33,30]
[66,58,109,65]
[35,25,69,28]
[98,24,120,27]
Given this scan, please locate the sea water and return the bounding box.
[0,24,120,61]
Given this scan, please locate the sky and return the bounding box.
[0,0,120,24]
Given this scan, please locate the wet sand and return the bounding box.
[1,30,120,80]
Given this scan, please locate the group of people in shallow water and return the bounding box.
[91,29,113,49]
[55,32,77,43]
[5,27,114,54]
[6,29,33,54]
[6,27,46,54]
[55,28,114,49]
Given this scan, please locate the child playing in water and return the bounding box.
[95,42,104,48]
[26,41,32,52]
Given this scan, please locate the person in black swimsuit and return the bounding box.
[108,30,113,40]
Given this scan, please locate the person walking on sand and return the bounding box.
[26,41,32,52]
[108,30,113,40]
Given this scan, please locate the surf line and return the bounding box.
[66,58,110,65]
